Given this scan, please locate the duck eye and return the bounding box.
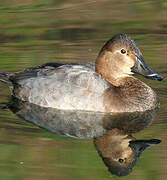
[121,49,126,54]
[118,158,124,163]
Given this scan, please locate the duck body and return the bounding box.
[0,34,163,113]
[9,63,156,113]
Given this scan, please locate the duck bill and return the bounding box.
[129,139,161,157]
[131,55,163,81]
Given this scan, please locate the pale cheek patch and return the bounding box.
[124,56,135,67]
[114,51,135,67]
[120,56,135,76]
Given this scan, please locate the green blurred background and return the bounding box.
[0,0,167,179]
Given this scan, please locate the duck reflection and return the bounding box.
[7,96,161,176]
[94,129,160,176]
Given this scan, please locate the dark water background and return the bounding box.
[0,0,167,179]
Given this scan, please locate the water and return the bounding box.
[0,0,167,179]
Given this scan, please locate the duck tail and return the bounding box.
[0,71,13,87]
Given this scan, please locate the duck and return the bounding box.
[0,34,163,113]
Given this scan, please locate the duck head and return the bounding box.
[95,34,163,86]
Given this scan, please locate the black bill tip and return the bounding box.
[145,73,163,81]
